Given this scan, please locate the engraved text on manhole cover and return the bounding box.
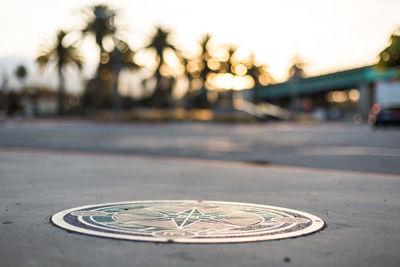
[51,200,324,243]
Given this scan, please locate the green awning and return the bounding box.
[256,66,398,99]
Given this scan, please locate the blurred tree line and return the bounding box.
[34,4,273,116]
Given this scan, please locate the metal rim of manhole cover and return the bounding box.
[51,200,324,243]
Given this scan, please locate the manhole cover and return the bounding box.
[51,200,324,243]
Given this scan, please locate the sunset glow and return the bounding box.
[0,0,399,87]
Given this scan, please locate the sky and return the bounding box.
[0,0,399,91]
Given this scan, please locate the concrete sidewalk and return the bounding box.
[1,149,399,267]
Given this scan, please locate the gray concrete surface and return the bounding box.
[1,148,400,267]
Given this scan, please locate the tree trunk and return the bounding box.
[58,67,65,116]
[94,66,104,111]
[112,49,122,121]
[154,69,163,107]
[93,48,105,112]
[153,55,164,107]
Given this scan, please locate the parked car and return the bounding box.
[369,104,400,126]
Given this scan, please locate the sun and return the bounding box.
[207,73,255,91]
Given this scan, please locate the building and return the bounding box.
[252,66,398,120]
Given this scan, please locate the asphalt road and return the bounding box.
[0,120,399,174]
[1,120,400,267]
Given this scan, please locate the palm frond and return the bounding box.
[36,29,84,73]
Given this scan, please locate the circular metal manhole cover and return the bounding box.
[51,200,324,243]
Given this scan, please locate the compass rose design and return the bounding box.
[113,206,263,232]
[52,200,325,243]
[161,208,221,228]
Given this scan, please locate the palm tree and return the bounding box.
[145,26,179,107]
[244,53,273,102]
[219,45,238,75]
[14,65,28,90]
[1,70,10,116]
[37,30,83,116]
[194,33,214,108]
[288,54,306,80]
[180,55,194,91]
[81,4,116,53]
[178,55,194,108]
[107,39,140,119]
[15,64,37,116]
[81,4,117,109]
[378,31,400,69]
[179,34,213,109]
[244,54,271,86]
[199,34,213,89]
[287,54,306,113]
